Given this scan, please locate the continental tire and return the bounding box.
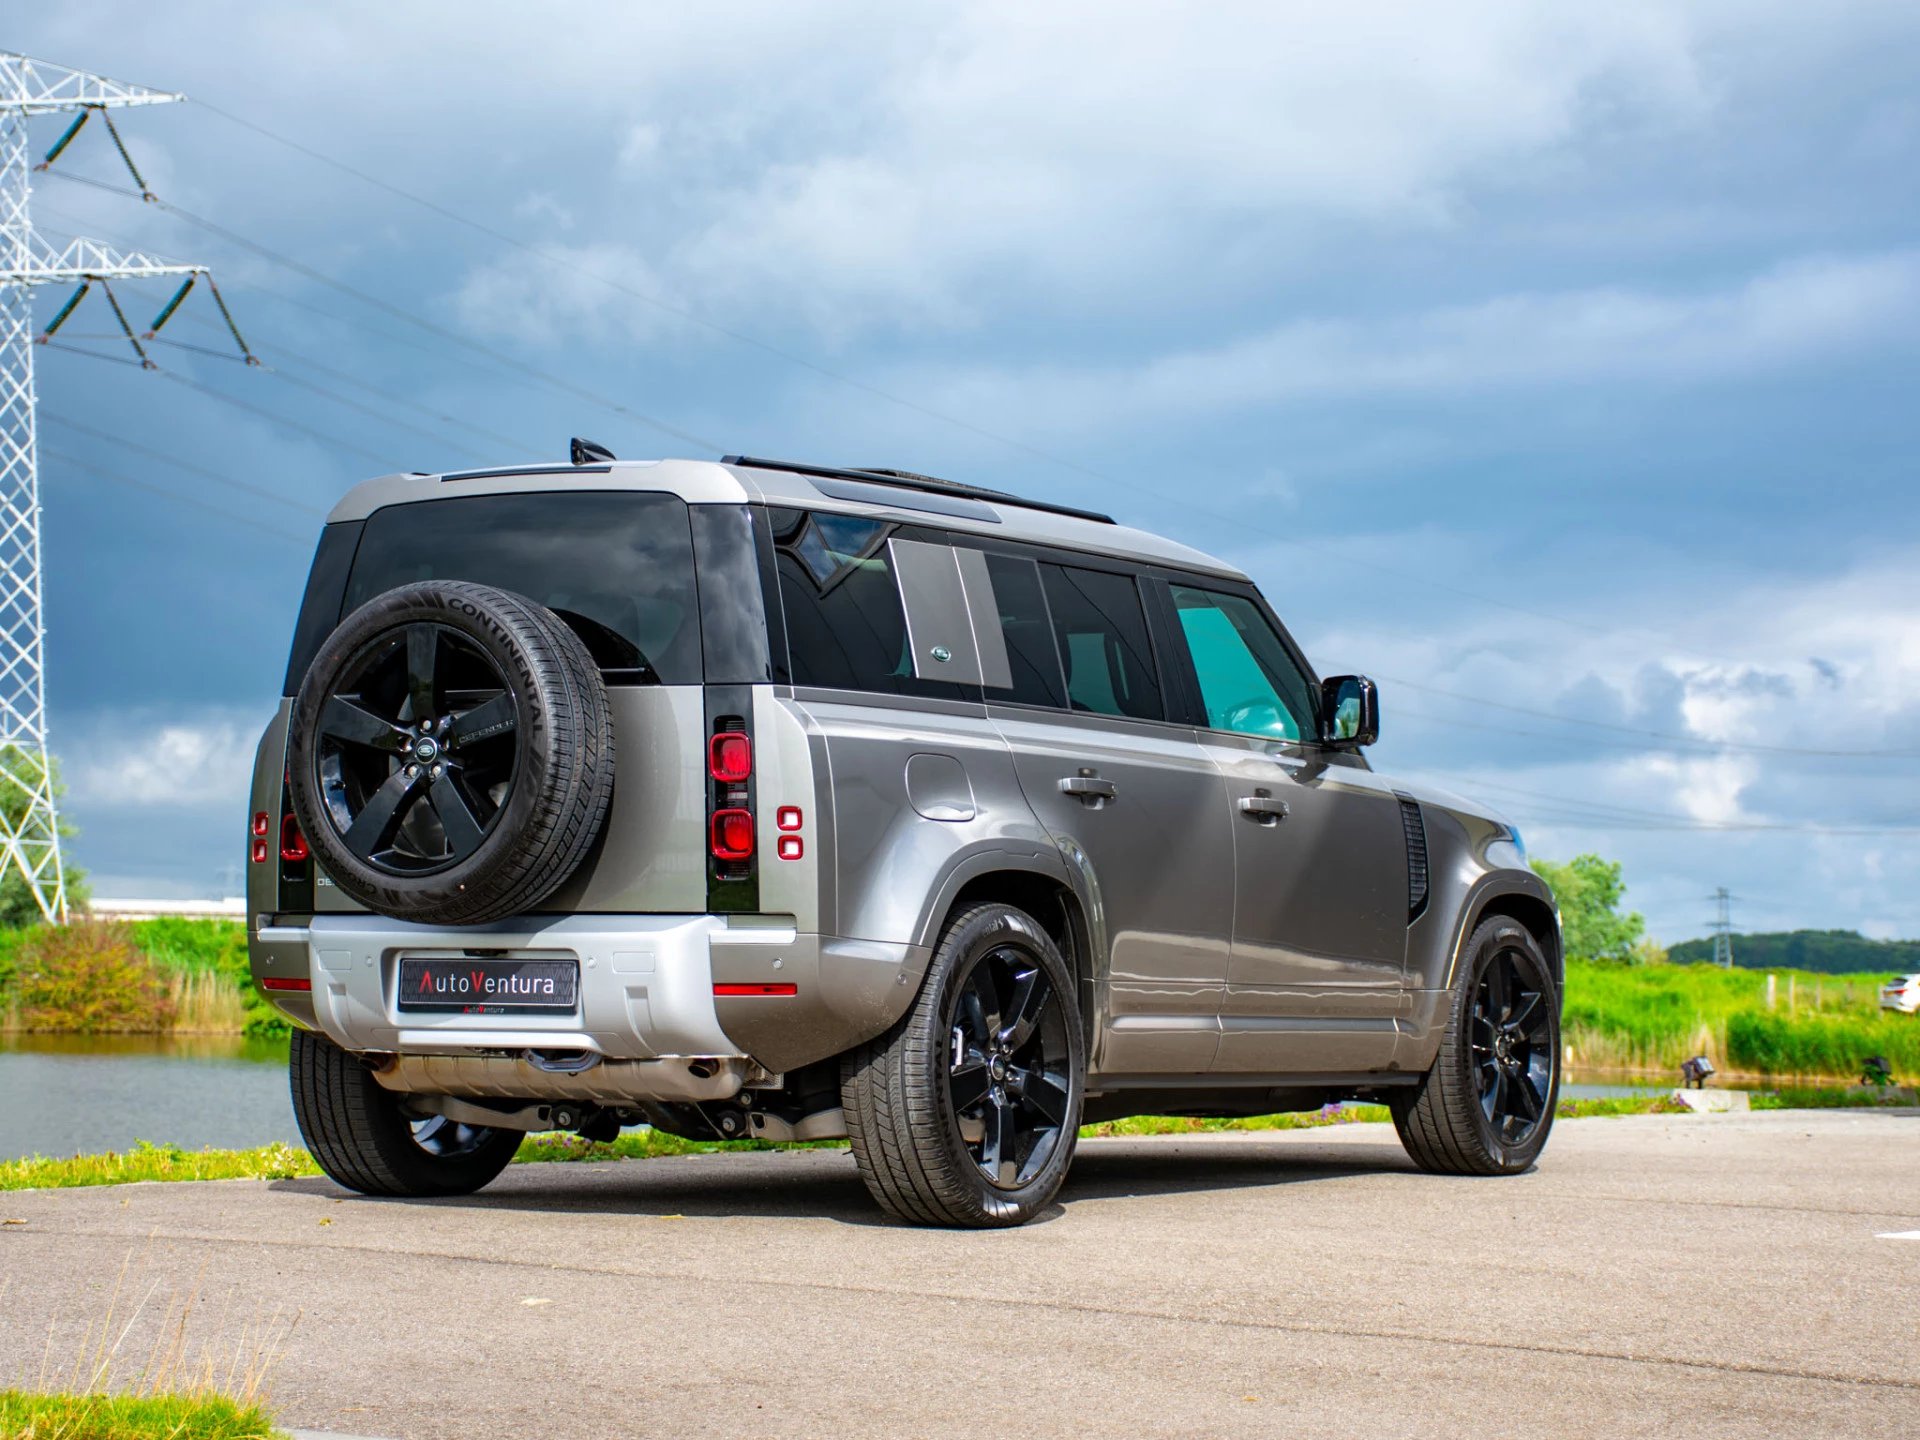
[289,1029,520,1197]
[287,580,613,926]
[1392,915,1561,1176]
[841,903,1084,1228]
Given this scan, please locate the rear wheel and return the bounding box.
[841,903,1084,1227]
[1392,916,1560,1176]
[290,1029,520,1197]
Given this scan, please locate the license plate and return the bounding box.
[397,956,579,1015]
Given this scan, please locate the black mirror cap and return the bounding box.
[1321,674,1379,747]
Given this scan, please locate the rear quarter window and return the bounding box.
[337,491,704,685]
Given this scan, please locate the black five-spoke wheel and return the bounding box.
[1392,915,1560,1176]
[842,902,1086,1227]
[288,581,613,927]
[946,943,1074,1190]
[1470,943,1553,1147]
[316,621,519,874]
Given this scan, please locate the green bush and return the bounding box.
[1726,1011,1920,1080]
[12,921,174,1033]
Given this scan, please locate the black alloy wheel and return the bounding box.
[316,622,520,875]
[1470,942,1554,1147]
[946,943,1075,1190]
[1391,915,1561,1176]
[842,902,1086,1227]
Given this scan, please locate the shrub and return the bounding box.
[1726,1010,1920,1080]
[13,920,175,1033]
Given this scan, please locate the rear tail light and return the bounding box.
[251,811,270,837]
[279,814,310,863]
[251,839,270,864]
[708,715,755,886]
[713,982,796,997]
[708,732,753,782]
[710,808,754,861]
[259,976,312,992]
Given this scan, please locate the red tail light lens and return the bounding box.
[713,982,797,997]
[251,839,270,864]
[710,808,754,860]
[280,814,310,863]
[251,810,270,837]
[260,976,312,992]
[708,732,753,782]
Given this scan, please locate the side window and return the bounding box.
[767,508,968,699]
[968,551,1067,708]
[1039,564,1163,721]
[1170,585,1316,741]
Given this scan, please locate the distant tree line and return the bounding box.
[1668,930,1920,976]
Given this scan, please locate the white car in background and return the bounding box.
[1881,975,1920,1015]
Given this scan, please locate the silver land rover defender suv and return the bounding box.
[249,450,1561,1227]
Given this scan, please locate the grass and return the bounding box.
[1563,959,1918,1080]
[0,1391,284,1439]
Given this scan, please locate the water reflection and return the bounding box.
[1,1033,298,1160]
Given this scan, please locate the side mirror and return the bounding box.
[1320,675,1379,747]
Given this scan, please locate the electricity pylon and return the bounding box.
[1,53,206,921]
[1708,887,1737,969]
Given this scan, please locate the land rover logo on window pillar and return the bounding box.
[930,645,952,663]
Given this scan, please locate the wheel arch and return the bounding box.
[1445,873,1564,991]
[918,855,1101,1051]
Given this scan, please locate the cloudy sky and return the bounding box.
[11,3,1919,942]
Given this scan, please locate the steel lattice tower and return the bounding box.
[1709,887,1736,969]
[1,54,204,920]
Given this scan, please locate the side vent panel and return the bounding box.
[1395,793,1429,924]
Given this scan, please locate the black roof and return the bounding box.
[722,454,1115,525]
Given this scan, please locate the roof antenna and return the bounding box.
[570,437,615,465]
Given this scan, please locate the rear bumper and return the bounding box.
[250,912,930,1077]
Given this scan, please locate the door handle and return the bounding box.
[1238,790,1290,824]
[1058,773,1118,805]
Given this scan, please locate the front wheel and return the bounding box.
[841,903,1085,1227]
[290,1029,521,1197]
[1392,915,1561,1176]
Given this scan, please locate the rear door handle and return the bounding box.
[1237,790,1290,823]
[1058,774,1118,804]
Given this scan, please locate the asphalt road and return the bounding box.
[2,1111,1916,1439]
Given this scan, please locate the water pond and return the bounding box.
[1,1033,1721,1163]
[1,1034,299,1160]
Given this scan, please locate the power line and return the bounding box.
[150,367,397,467]
[1404,772,1920,836]
[37,150,1731,660]
[42,168,724,454]
[37,408,325,515]
[1380,673,1918,759]
[39,445,309,543]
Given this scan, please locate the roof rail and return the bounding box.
[721,454,1115,525]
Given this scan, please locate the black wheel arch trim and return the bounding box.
[1440,871,1563,992]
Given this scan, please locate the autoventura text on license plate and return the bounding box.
[398,957,578,1013]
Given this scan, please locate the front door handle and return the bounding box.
[1238,790,1290,824]
[1058,773,1119,805]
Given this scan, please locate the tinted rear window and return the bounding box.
[767,508,971,700]
[338,492,703,684]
